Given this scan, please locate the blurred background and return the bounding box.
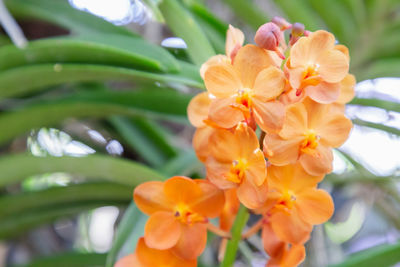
[0,0,399,266]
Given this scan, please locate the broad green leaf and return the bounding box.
[5,0,135,36]
[0,90,191,145]
[0,154,164,187]
[350,97,400,113]
[110,116,178,168]
[0,202,125,239]
[329,241,400,267]
[0,63,203,99]
[0,36,179,73]
[354,58,400,80]
[160,150,202,177]
[159,0,215,65]
[0,182,132,218]
[12,252,107,267]
[222,0,269,30]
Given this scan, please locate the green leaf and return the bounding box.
[12,252,107,267]
[109,116,178,168]
[350,97,400,113]
[5,0,135,36]
[0,154,165,187]
[329,242,400,267]
[105,202,146,267]
[159,0,215,65]
[0,36,179,73]
[222,0,269,30]
[0,182,132,218]
[353,118,400,136]
[0,89,191,145]
[160,150,202,177]
[0,202,125,240]
[220,205,249,267]
[0,63,204,99]
[354,58,400,80]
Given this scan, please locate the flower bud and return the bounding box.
[289,22,305,46]
[255,22,281,51]
[271,16,291,30]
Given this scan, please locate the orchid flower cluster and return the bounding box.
[115,17,355,267]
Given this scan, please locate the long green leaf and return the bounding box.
[159,0,215,65]
[353,118,400,136]
[222,0,268,30]
[0,36,179,72]
[355,58,400,80]
[329,242,400,267]
[0,202,125,239]
[5,0,134,36]
[0,90,191,145]
[0,154,165,187]
[12,252,107,267]
[0,63,203,99]
[350,97,400,113]
[0,182,132,218]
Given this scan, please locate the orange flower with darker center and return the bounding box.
[264,98,352,176]
[134,176,225,260]
[206,123,268,209]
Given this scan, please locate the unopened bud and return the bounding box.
[255,22,281,51]
[271,16,292,30]
[289,22,305,46]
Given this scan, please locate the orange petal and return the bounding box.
[318,49,349,83]
[245,149,267,187]
[235,123,260,156]
[220,188,240,231]
[296,188,334,225]
[206,157,238,189]
[281,245,306,267]
[316,113,353,147]
[204,63,241,98]
[208,128,240,162]
[264,134,301,166]
[335,44,349,61]
[136,237,197,267]
[144,211,181,250]
[134,181,172,215]
[262,222,286,257]
[299,145,333,176]
[193,126,214,162]
[190,179,225,218]
[114,254,142,267]
[270,209,312,244]
[200,54,230,79]
[337,74,356,104]
[233,44,277,88]
[237,177,268,209]
[172,223,208,260]
[253,67,286,101]
[302,98,330,129]
[187,92,211,127]
[252,99,286,133]
[279,102,307,139]
[267,163,323,192]
[226,24,244,59]
[208,97,245,128]
[306,81,341,104]
[164,176,202,204]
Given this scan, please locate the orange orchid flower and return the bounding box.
[203,44,286,132]
[337,74,356,105]
[133,176,225,260]
[286,30,349,104]
[114,237,197,267]
[259,164,333,244]
[206,123,268,209]
[200,24,244,79]
[264,98,352,176]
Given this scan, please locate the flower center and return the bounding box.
[276,190,296,211]
[227,158,248,184]
[174,203,207,225]
[300,129,319,154]
[296,64,322,96]
[235,88,253,108]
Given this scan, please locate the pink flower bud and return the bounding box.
[254,22,282,51]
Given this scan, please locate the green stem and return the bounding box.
[220,205,249,267]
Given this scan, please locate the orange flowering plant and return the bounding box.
[115,16,354,267]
